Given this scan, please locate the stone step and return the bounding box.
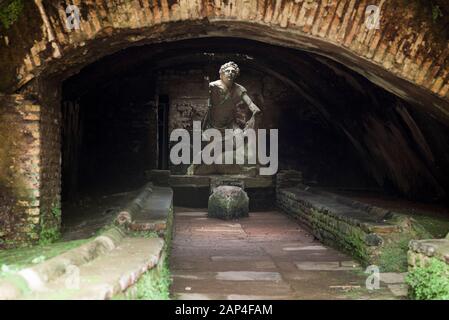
[24,237,164,300]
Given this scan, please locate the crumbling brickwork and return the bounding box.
[0,95,41,247]
[38,84,62,242]
[0,0,447,118]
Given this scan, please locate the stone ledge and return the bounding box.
[25,237,165,300]
[277,186,428,266]
[115,183,154,227]
[0,183,174,300]
[408,238,449,268]
[0,226,126,300]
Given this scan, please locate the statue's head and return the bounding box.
[219,61,240,83]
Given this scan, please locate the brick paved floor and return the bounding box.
[170,207,406,300]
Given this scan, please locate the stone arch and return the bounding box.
[0,0,448,120]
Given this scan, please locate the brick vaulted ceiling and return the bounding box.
[0,0,448,123]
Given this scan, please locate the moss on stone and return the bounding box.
[129,230,159,238]
[345,232,371,265]
[410,215,449,239]
[378,234,413,272]
[0,0,23,30]
[116,205,174,300]
[164,205,174,255]
[0,238,89,271]
[278,189,439,272]
[133,257,171,300]
[376,216,432,272]
[39,204,62,245]
[136,205,173,300]
[396,0,449,49]
[208,186,249,220]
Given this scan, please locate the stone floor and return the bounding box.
[170,207,407,300]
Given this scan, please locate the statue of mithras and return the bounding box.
[202,61,261,132]
[188,61,263,176]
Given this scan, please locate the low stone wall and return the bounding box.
[0,226,126,299]
[276,186,429,267]
[114,191,174,300]
[0,183,174,300]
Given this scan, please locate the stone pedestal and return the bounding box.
[208,186,249,220]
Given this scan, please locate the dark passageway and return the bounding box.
[60,38,449,227]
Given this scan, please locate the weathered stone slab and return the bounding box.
[340,261,360,268]
[254,261,277,269]
[295,261,359,271]
[380,273,406,284]
[215,271,282,281]
[283,245,327,251]
[387,284,408,297]
[208,186,249,220]
[176,293,216,300]
[176,211,207,217]
[211,256,259,262]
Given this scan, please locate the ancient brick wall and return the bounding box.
[38,84,62,241]
[157,69,208,134]
[157,68,208,174]
[0,95,41,247]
